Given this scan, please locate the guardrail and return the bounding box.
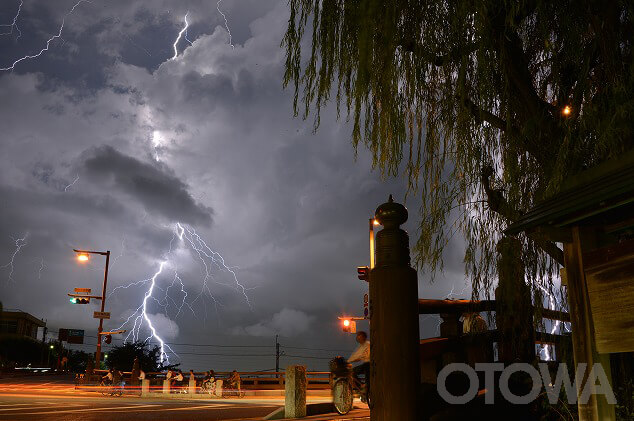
[87,370,332,390]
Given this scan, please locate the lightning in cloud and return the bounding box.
[216,1,234,49]
[64,175,79,192]
[1,0,88,72]
[1,234,28,282]
[112,222,251,363]
[0,0,23,39]
[171,11,192,59]
[37,257,44,279]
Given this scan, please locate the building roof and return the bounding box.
[505,149,634,236]
[0,311,46,327]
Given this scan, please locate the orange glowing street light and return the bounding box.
[77,253,90,262]
[562,105,572,116]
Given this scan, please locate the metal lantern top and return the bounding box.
[375,194,408,229]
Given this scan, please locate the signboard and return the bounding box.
[584,244,634,353]
[93,311,110,319]
[363,293,369,319]
[74,288,91,293]
[59,328,84,344]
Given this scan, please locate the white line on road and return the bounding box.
[2,404,160,416]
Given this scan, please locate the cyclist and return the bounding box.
[348,331,370,397]
[102,368,114,385]
[202,370,216,394]
[227,370,241,395]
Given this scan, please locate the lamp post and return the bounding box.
[73,248,110,368]
[369,218,379,269]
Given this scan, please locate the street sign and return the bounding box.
[74,288,91,293]
[93,311,110,319]
[59,328,84,344]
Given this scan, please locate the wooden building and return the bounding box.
[506,150,634,421]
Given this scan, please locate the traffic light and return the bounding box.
[357,266,370,282]
[104,334,112,344]
[69,297,90,304]
[342,319,357,333]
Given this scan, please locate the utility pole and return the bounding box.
[275,335,280,376]
[95,250,110,368]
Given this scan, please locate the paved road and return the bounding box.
[0,376,369,420]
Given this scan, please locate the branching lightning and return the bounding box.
[0,0,23,39]
[216,1,234,49]
[1,234,28,282]
[112,222,251,363]
[171,12,192,59]
[537,284,569,361]
[1,0,88,72]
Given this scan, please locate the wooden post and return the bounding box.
[369,196,421,421]
[189,378,197,395]
[163,379,170,394]
[564,227,615,421]
[285,365,306,418]
[141,379,150,395]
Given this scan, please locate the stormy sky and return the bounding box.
[0,0,469,371]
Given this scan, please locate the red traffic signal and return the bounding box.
[357,266,370,282]
[342,319,357,333]
[104,334,112,344]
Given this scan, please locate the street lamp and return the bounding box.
[369,218,380,269]
[73,248,110,368]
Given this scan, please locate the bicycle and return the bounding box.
[99,380,123,397]
[330,357,371,415]
[222,383,245,398]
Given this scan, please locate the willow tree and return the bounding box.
[283,1,634,300]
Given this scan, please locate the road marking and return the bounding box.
[0,404,86,412]
[4,404,159,416]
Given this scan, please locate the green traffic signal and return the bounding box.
[69,297,89,304]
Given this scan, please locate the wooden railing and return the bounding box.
[417,298,572,384]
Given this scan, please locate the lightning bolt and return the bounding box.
[37,257,44,279]
[1,234,28,282]
[171,11,192,59]
[537,284,568,361]
[1,0,88,72]
[0,0,22,39]
[112,222,251,363]
[216,1,234,49]
[63,175,79,192]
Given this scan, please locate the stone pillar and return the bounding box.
[163,379,170,394]
[285,365,306,418]
[370,195,421,421]
[141,379,150,395]
[130,357,140,387]
[189,378,197,394]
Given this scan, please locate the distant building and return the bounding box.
[0,311,46,340]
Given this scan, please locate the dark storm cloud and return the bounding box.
[0,0,471,372]
[80,145,212,226]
